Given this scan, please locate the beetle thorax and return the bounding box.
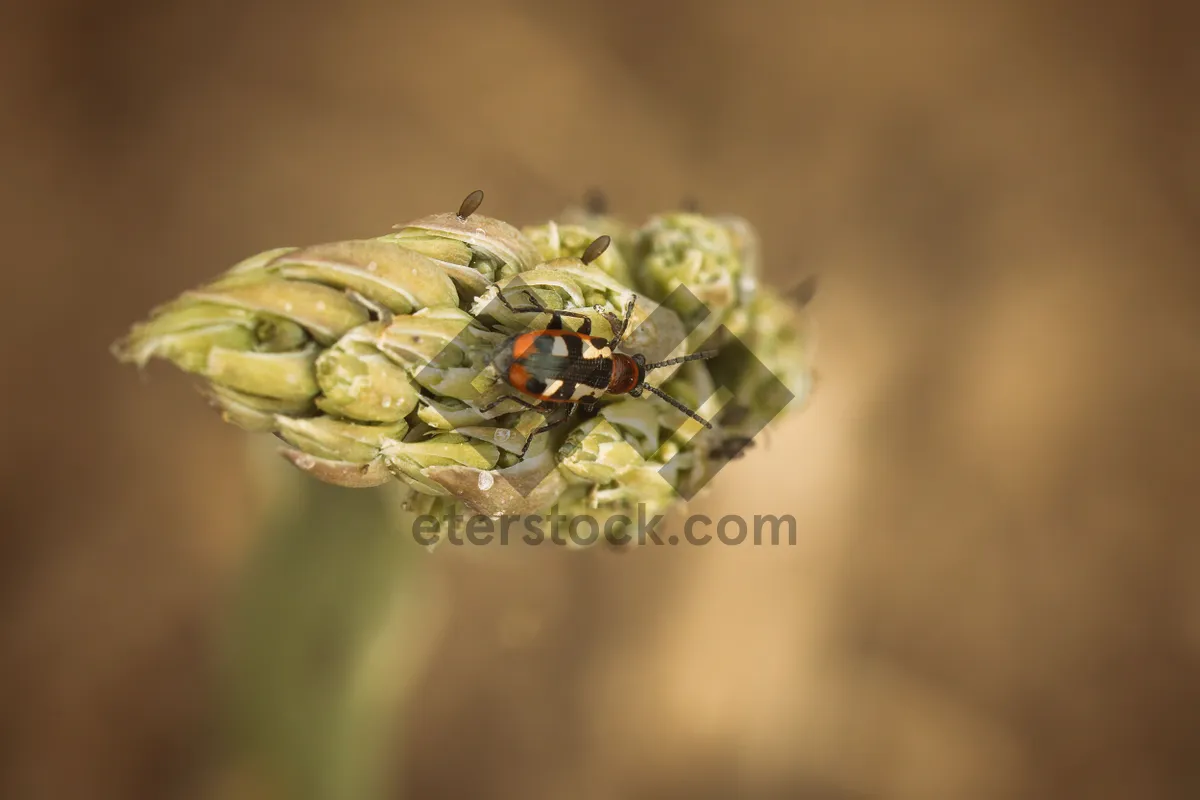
[606,353,641,395]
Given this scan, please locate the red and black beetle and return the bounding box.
[451,190,717,458]
[483,236,717,457]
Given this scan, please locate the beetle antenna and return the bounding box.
[641,383,713,429]
[642,350,718,371]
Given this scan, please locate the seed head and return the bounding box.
[114,197,816,547]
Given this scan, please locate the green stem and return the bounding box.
[213,456,427,800]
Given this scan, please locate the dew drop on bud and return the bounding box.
[494,428,511,443]
[477,471,495,491]
[367,261,378,272]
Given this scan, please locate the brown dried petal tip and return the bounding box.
[788,275,818,308]
[456,189,485,221]
[584,188,608,215]
[580,235,611,265]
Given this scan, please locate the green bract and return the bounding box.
[633,212,759,344]
[114,196,815,547]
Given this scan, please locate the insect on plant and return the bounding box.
[458,191,718,457]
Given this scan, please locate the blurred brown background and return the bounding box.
[3,0,1200,798]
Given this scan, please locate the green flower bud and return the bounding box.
[414,395,491,431]
[115,301,259,374]
[277,446,393,488]
[378,234,486,298]
[274,416,407,464]
[184,278,368,346]
[254,317,309,353]
[450,422,529,456]
[206,343,320,402]
[557,200,637,263]
[708,288,815,460]
[590,399,662,456]
[377,308,503,401]
[376,308,479,366]
[634,213,756,340]
[384,210,540,296]
[423,449,568,518]
[207,385,315,432]
[380,433,499,496]
[590,464,677,512]
[314,323,420,423]
[558,416,646,485]
[523,221,634,286]
[263,239,459,314]
[114,296,323,407]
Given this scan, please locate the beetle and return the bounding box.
[481,236,717,457]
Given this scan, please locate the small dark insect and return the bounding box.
[485,237,718,457]
[457,189,485,221]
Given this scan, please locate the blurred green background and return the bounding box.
[3,0,1199,798]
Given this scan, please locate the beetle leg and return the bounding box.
[608,296,637,349]
[543,308,600,329]
[516,305,597,332]
[497,288,599,333]
[497,290,563,330]
[517,403,576,458]
[589,305,622,345]
[578,395,602,415]
[479,394,544,413]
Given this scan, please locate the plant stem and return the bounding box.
[211,455,427,800]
